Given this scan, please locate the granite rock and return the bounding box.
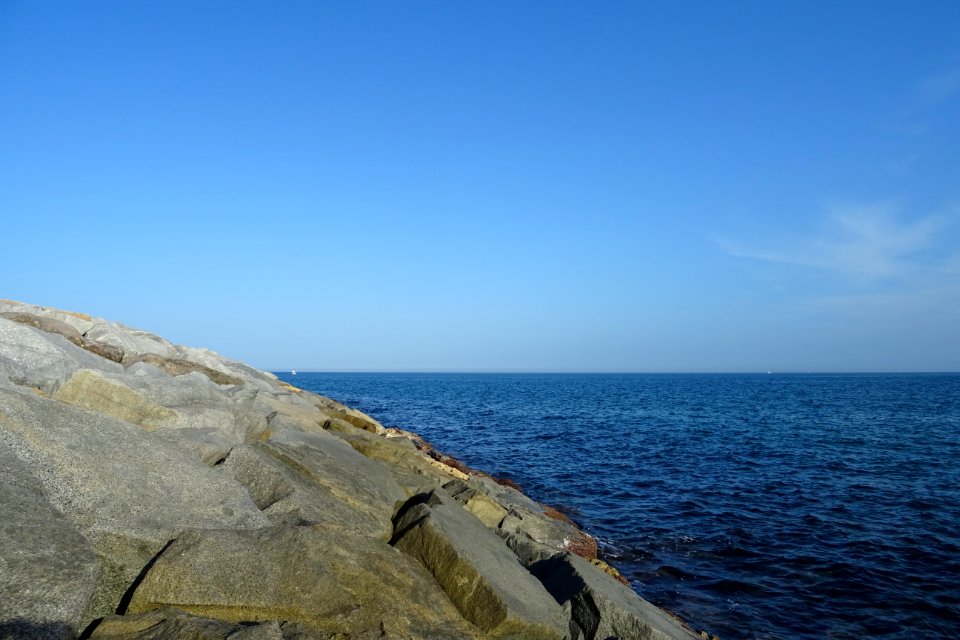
[0,311,82,342]
[443,478,510,528]
[531,553,698,640]
[0,300,96,335]
[0,300,701,640]
[0,319,123,394]
[52,369,177,431]
[261,429,407,539]
[0,384,269,617]
[90,608,284,640]
[124,353,243,386]
[0,444,99,638]
[392,491,567,640]
[126,526,482,639]
[218,443,395,536]
[84,323,178,363]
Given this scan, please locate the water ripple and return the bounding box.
[283,372,960,640]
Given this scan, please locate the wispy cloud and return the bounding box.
[916,68,960,110]
[719,202,957,282]
[891,65,960,135]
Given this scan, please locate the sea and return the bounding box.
[275,372,960,640]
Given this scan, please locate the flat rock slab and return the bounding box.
[392,492,567,640]
[0,444,99,638]
[531,553,699,640]
[127,526,482,640]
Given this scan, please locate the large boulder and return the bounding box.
[84,323,178,363]
[260,429,407,540]
[0,311,83,342]
[0,301,702,640]
[0,385,269,618]
[52,369,177,431]
[67,362,271,460]
[392,492,567,640]
[0,300,96,335]
[124,353,243,387]
[0,319,123,394]
[218,444,394,536]
[126,526,482,639]
[440,473,598,563]
[254,391,329,433]
[458,473,599,560]
[443,479,510,528]
[0,444,99,639]
[0,310,124,364]
[328,420,470,496]
[173,344,280,389]
[123,364,253,433]
[531,553,699,640]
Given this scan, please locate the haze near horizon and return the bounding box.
[2,2,959,373]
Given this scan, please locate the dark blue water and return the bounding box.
[276,372,960,640]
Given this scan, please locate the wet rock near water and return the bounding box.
[0,299,699,640]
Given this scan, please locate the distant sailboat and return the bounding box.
[291,369,297,375]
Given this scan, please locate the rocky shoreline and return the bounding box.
[0,300,701,640]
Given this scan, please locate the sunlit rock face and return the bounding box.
[0,300,699,640]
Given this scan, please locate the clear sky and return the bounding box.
[2,1,958,372]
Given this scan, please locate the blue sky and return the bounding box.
[2,1,958,372]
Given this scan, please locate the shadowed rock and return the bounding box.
[90,608,284,639]
[0,619,75,640]
[531,553,699,640]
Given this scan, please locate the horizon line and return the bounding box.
[268,369,960,376]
